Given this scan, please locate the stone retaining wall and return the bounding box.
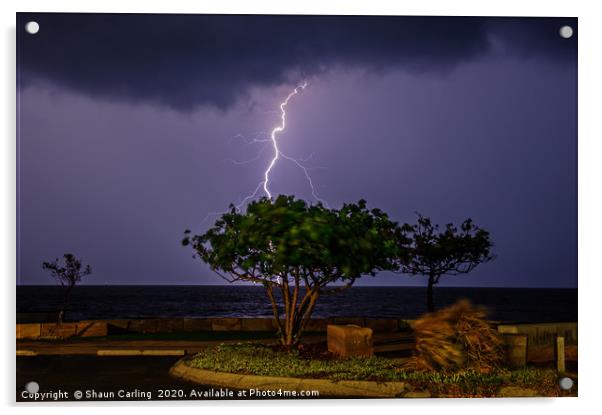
[497,322,577,346]
[17,320,109,339]
[497,322,578,362]
[17,318,578,345]
[16,317,411,339]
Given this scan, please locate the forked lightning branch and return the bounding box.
[202,82,327,225]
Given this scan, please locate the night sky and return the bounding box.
[16,14,577,287]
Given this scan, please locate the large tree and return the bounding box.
[42,253,92,323]
[183,196,406,347]
[399,215,493,312]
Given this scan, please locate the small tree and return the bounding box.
[183,196,406,347]
[399,215,493,312]
[42,253,92,323]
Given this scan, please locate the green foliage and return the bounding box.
[187,343,561,397]
[183,196,407,345]
[188,343,402,382]
[399,214,493,310]
[400,214,493,278]
[184,196,406,286]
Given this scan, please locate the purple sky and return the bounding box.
[17,14,577,287]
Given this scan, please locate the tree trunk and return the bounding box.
[280,279,294,347]
[265,284,284,341]
[265,283,299,348]
[57,284,74,325]
[265,283,320,348]
[294,290,319,343]
[427,274,435,313]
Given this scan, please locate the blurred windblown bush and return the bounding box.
[406,300,504,372]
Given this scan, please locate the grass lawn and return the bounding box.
[187,343,575,397]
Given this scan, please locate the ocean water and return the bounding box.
[16,285,577,323]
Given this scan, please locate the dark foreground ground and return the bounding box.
[17,356,329,402]
[17,353,576,402]
[17,356,214,402]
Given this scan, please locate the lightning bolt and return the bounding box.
[262,81,307,198]
[201,82,327,226]
[236,81,327,209]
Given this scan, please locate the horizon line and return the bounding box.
[16,284,577,289]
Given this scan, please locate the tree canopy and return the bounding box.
[184,195,407,346]
[399,214,493,311]
[42,253,92,323]
[43,253,92,287]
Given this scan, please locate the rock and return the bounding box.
[327,324,373,357]
[502,333,528,368]
[332,317,365,326]
[158,319,184,333]
[40,323,77,339]
[16,323,41,339]
[141,319,160,333]
[182,318,212,332]
[240,318,274,331]
[106,320,132,334]
[76,321,108,337]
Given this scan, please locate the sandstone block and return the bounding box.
[502,333,528,368]
[16,323,41,339]
[332,317,365,326]
[76,321,108,337]
[41,323,77,339]
[327,324,373,357]
[211,318,242,331]
[183,318,212,331]
[157,319,180,333]
[141,319,160,333]
[241,318,274,331]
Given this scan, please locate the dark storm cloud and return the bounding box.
[487,17,577,61]
[17,14,576,111]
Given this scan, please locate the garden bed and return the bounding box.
[184,343,576,397]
